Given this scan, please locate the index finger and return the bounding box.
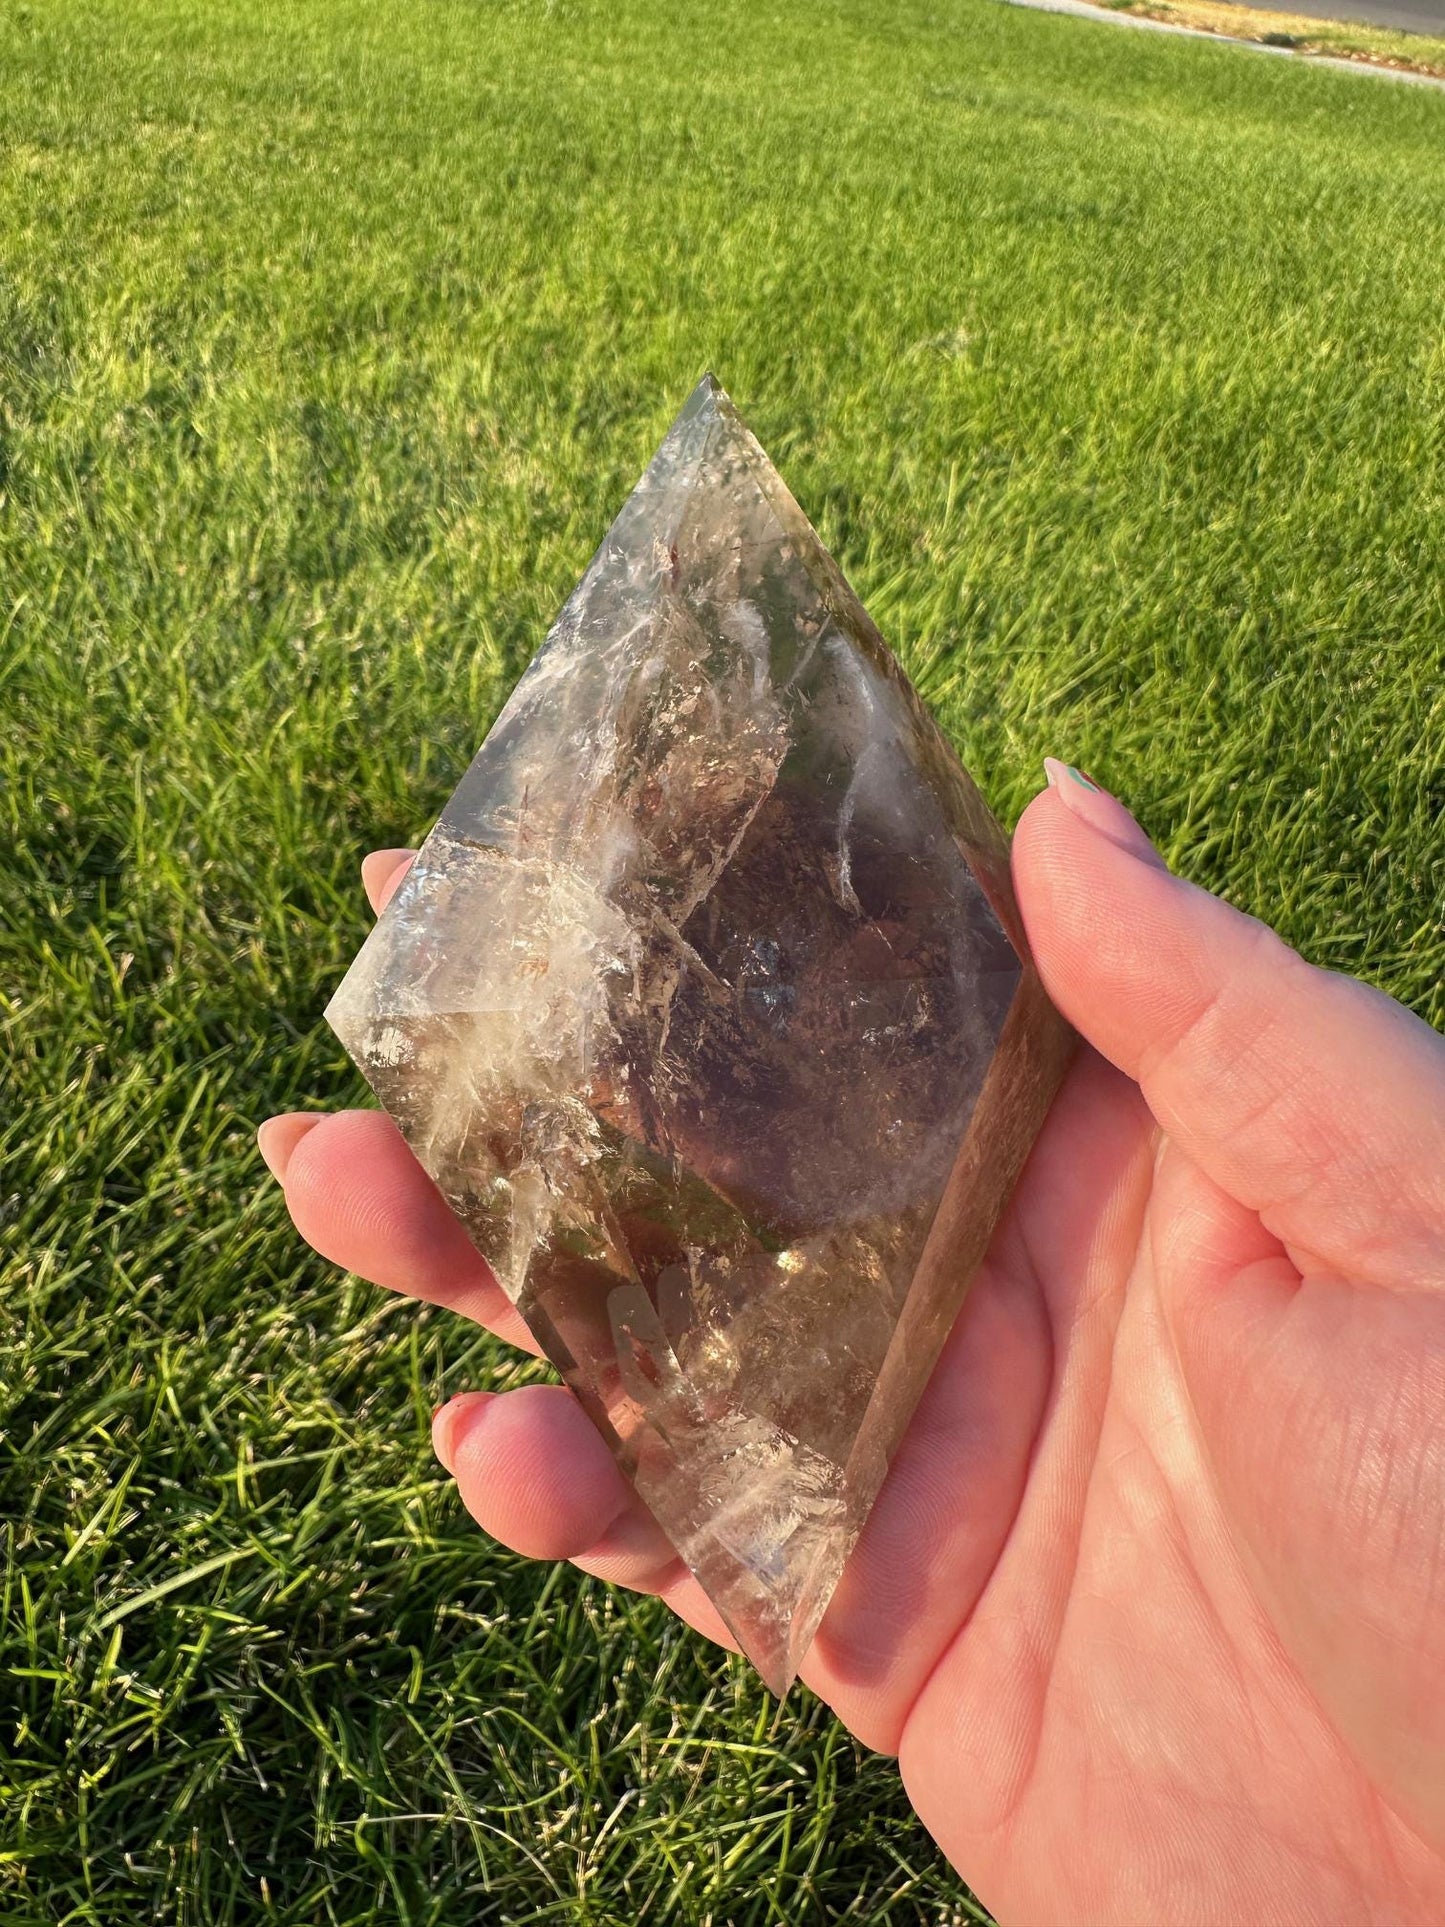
[267,1108,542,1356]
[260,844,541,1354]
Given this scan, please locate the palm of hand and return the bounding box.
[847,1047,1445,1925]
[265,782,1445,1926]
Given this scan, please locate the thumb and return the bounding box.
[1012,764,1445,1289]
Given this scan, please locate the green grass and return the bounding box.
[2,0,1443,1920]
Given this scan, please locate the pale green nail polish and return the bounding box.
[1044,757,1101,795]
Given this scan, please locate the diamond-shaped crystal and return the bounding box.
[327,375,1073,1693]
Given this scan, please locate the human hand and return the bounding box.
[260,769,1445,1926]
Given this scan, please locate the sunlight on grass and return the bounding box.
[3,0,1443,1920]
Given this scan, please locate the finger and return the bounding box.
[361,847,415,916]
[258,1112,325,1184]
[1013,769,1445,1288]
[434,1386,672,1567]
[263,1108,541,1353]
[433,1387,738,1650]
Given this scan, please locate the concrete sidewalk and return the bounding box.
[1002,0,1445,86]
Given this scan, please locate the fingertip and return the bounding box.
[279,1107,383,1232]
[1015,769,1445,1284]
[1027,765,1166,869]
[440,1382,634,1563]
[279,1106,469,1283]
[257,1112,323,1183]
[1013,780,1215,1072]
[432,1390,494,1475]
[278,1108,543,1349]
[361,848,416,915]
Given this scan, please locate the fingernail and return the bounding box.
[1041,759,1167,870]
[256,1113,322,1183]
[1044,757,1099,794]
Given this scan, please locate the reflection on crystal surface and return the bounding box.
[327,375,1073,1692]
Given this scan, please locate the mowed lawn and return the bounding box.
[2,0,1443,1920]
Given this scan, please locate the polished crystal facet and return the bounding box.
[327,376,1073,1693]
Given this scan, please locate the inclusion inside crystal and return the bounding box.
[327,375,1073,1693]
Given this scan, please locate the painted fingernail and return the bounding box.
[256,1113,322,1183]
[1041,758,1167,869]
[1043,757,1099,794]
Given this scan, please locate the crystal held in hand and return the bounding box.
[327,376,1073,1693]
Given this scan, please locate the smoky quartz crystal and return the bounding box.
[327,376,1073,1692]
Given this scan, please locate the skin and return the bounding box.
[260,773,1445,1926]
